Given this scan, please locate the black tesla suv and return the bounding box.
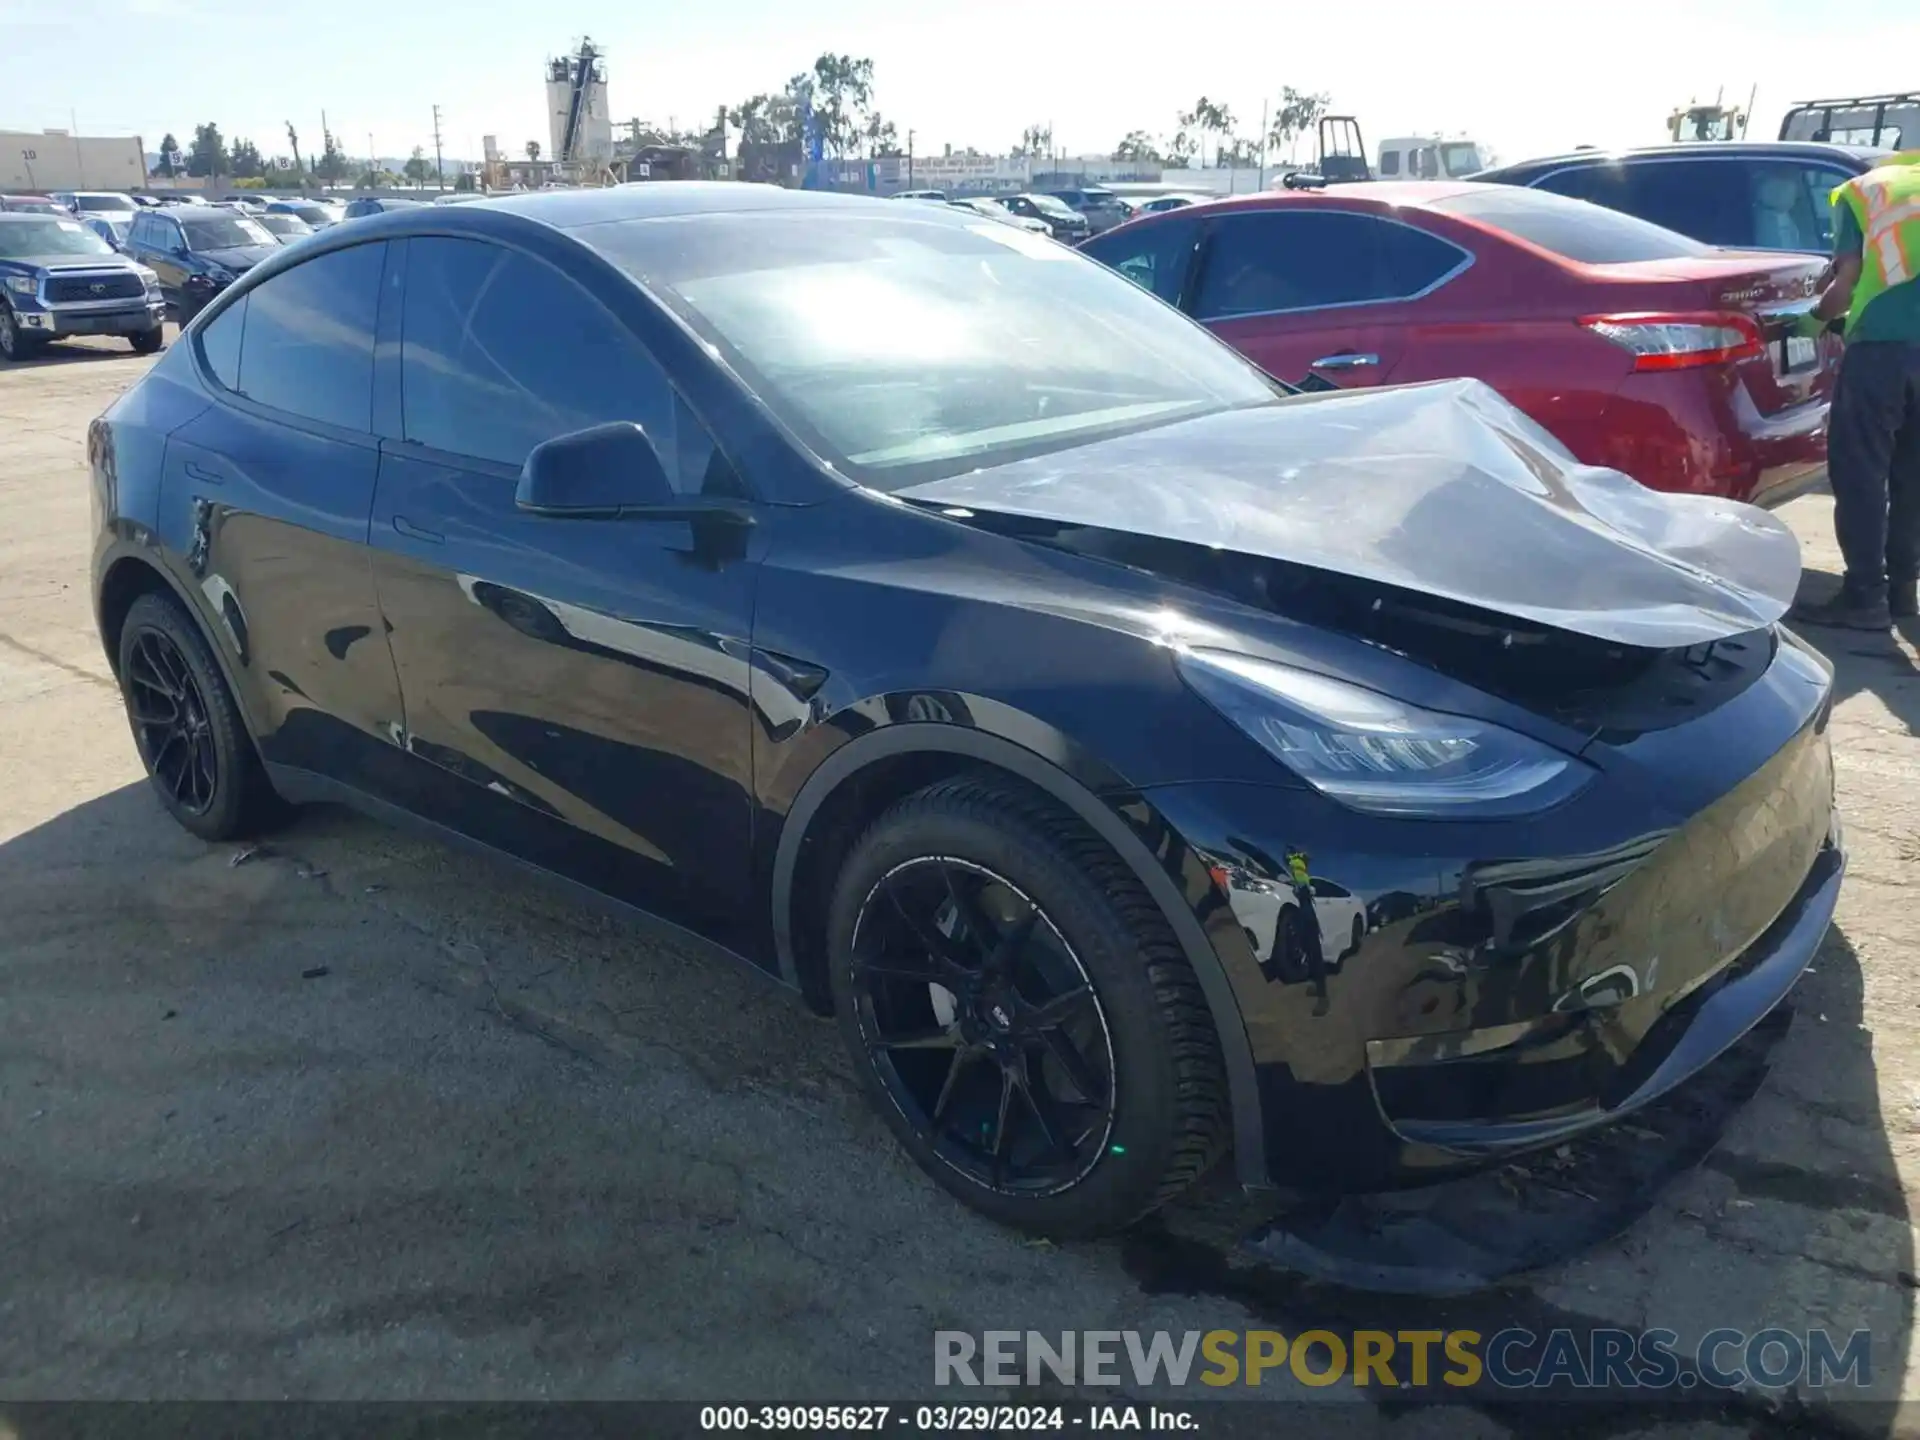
[87,185,1844,1236]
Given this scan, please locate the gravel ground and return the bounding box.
[2,335,1918,1436]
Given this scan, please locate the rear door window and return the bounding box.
[235,241,386,431]
[197,296,245,390]
[1374,222,1467,297]
[1080,215,1203,304]
[1194,210,1379,318]
[1190,210,1460,319]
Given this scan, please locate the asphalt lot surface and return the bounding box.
[4,333,1920,1437]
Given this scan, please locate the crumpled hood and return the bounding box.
[895,378,1801,649]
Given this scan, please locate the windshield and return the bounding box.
[1429,185,1713,264]
[4,199,64,215]
[182,214,274,249]
[1440,143,1484,177]
[77,194,136,213]
[95,218,131,242]
[582,209,1279,488]
[1027,195,1078,218]
[280,205,332,223]
[257,213,312,236]
[0,218,115,258]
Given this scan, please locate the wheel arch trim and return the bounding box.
[95,542,263,737]
[770,722,1268,1185]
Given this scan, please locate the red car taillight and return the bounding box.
[1577,311,1765,371]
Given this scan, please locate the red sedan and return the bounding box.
[1079,182,1835,505]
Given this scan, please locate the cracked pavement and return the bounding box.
[2,337,1918,1436]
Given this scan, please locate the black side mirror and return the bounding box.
[515,422,677,518]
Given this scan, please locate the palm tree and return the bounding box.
[526,140,541,164]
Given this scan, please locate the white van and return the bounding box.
[1375,136,1487,180]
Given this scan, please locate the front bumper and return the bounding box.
[14,295,165,339]
[1129,635,1839,1193]
[1365,826,1841,1163]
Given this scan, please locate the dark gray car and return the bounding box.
[1473,142,1887,254]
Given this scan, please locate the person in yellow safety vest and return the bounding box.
[1791,150,1920,630]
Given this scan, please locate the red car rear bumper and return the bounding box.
[1582,369,1828,508]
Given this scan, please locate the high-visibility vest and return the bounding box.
[1833,152,1920,337]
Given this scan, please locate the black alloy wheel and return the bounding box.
[116,591,279,840]
[828,776,1228,1236]
[126,626,218,815]
[849,855,1118,1198]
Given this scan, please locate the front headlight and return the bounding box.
[3,274,36,296]
[1176,648,1593,819]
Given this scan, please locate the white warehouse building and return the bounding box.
[1,130,146,193]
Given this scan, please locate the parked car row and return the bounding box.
[87,185,1844,1239]
[1078,165,1850,506]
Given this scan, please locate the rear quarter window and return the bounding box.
[1429,185,1713,264]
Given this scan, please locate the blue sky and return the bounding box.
[4,0,1917,167]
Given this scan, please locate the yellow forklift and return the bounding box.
[1667,87,1754,143]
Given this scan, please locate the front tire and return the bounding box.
[827,775,1228,1236]
[130,326,165,355]
[117,591,278,841]
[0,305,44,362]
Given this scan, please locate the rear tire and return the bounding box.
[117,591,281,841]
[826,774,1228,1237]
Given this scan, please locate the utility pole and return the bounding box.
[907,128,914,188]
[368,133,376,178]
[431,104,446,191]
[1257,98,1269,192]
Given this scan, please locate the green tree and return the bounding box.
[402,146,432,187]
[863,112,900,158]
[186,122,228,179]
[314,130,349,183]
[1012,123,1053,159]
[1111,130,1164,164]
[1267,86,1330,163]
[228,138,265,179]
[1178,98,1234,169]
[805,53,875,159]
[729,91,804,183]
[154,132,181,179]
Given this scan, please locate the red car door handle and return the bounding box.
[1311,352,1379,370]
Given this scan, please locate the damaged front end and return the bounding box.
[899,378,1841,1189]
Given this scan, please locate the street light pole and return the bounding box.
[431,104,446,191]
[907,128,914,188]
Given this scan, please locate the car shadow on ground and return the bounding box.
[0,768,1908,1426]
[1795,565,1920,734]
[3,338,159,371]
